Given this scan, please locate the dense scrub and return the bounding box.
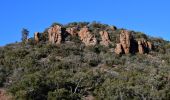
[0,22,170,100]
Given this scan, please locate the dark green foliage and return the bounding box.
[21,28,29,42]
[50,22,63,27]
[65,22,89,28]
[0,22,170,100]
[133,31,148,39]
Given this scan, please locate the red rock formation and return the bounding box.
[115,43,123,54]
[48,25,62,45]
[99,31,111,46]
[138,41,144,54]
[115,30,132,54]
[115,30,153,55]
[147,41,153,50]
[66,27,78,36]
[78,27,97,46]
[137,39,153,54]
[34,32,40,43]
[119,30,132,54]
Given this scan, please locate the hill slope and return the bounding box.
[0,22,170,100]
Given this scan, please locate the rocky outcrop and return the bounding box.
[138,40,144,54]
[38,24,154,54]
[66,27,78,36]
[48,25,62,45]
[137,39,153,54]
[99,31,111,46]
[78,27,97,46]
[115,43,123,54]
[115,30,153,54]
[34,32,40,43]
[119,30,133,54]
[147,41,153,50]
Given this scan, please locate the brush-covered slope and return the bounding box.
[0,22,170,100]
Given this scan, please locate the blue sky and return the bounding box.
[0,0,170,46]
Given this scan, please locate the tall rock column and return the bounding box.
[119,30,132,54]
[48,25,62,45]
[137,39,153,54]
[138,41,144,54]
[115,30,154,55]
[78,27,97,46]
[34,32,40,43]
[115,43,123,54]
[99,31,111,46]
[147,41,153,50]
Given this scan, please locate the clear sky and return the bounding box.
[0,0,170,46]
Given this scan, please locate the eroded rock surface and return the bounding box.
[78,27,97,46]
[115,30,153,54]
[48,25,62,45]
[115,43,123,54]
[34,32,40,43]
[99,31,111,46]
[115,30,133,54]
[138,40,144,54]
[137,39,153,54]
[66,27,78,36]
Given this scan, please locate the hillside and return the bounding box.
[0,22,170,100]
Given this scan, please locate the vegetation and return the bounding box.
[21,28,29,43]
[0,22,170,100]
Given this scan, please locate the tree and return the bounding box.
[21,28,29,42]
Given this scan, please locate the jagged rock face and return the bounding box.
[115,43,123,54]
[78,27,97,46]
[115,30,153,55]
[147,41,153,50]
[119,30,133,54]
[34,32,40,43]
[99,31,111,46]
[138,41,144,54]
[66,27,78,36]
[115,30,131,54]
[48,25,62,45]
[137,39,153,54]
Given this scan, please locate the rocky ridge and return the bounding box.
[34,24,153,55]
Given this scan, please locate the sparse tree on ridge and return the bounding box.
[21,28,29,42]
